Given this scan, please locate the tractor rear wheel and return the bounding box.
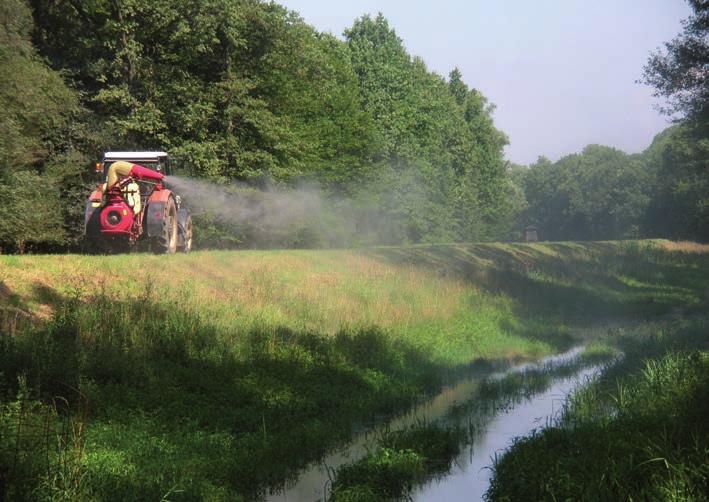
[152,196,178,254]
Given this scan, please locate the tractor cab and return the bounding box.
[97,152,171,208]
[97,151,171,179]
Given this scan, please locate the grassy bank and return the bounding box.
[486,316,709,501]
[0,240,707,499]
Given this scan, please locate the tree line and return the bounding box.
[513,124,707,242]
[0,0,705,251]
[515,0,707,243]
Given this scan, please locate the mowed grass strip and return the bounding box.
[0,247,545,365]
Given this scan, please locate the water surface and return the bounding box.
[267,347,600,501]
[413,364,600,501]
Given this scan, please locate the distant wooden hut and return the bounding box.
[524,225,538,242]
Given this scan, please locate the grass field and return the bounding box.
[0,240,707,499]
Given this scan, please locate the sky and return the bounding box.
[278,0,692,165]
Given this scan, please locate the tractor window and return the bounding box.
[159,157,171,175]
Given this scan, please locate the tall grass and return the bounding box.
[330,423,465,501]
[0,240,707,499]
[1,294,448,499]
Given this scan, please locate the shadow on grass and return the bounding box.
[369,241,709,324]
[0,281,35,336]
[0,285,445,500]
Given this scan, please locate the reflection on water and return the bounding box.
[412,364,600,501]
[267,347,602,502]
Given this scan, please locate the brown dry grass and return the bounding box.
[2,240,707,342]
[656,240,709,253]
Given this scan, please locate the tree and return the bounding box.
[642,125,709,241]
[0,0,80,251]
[344,15,515,242]
[640,1,708,242]
[0,171,66,252]
[641,1,708,130]
[448,69,510,233]
[521,148,651,241]
[0,0,77,170]
[29,0,380,185]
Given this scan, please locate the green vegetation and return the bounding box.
[517,145,652,241]
[331,424,464,501]
[1,0,516,251]
[1,240,707,499]
[0,0,707,496]
[515,127,708,243]
[0,0,705,251]
[0,0,87,252]
[487,316,709,501]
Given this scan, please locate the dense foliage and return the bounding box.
[519,146,650,241]
[515,125,708,242]
[0,0,85,252]
[0,0,706,250]
[0,0,516,250]
[642,125,709,242]
[641,0,708,132]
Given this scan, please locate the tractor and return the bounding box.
[84,151,192,253]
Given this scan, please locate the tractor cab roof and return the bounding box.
[103,151,168,163]
[102,151,171,176]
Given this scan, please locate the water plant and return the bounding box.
[330,423,465,501]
